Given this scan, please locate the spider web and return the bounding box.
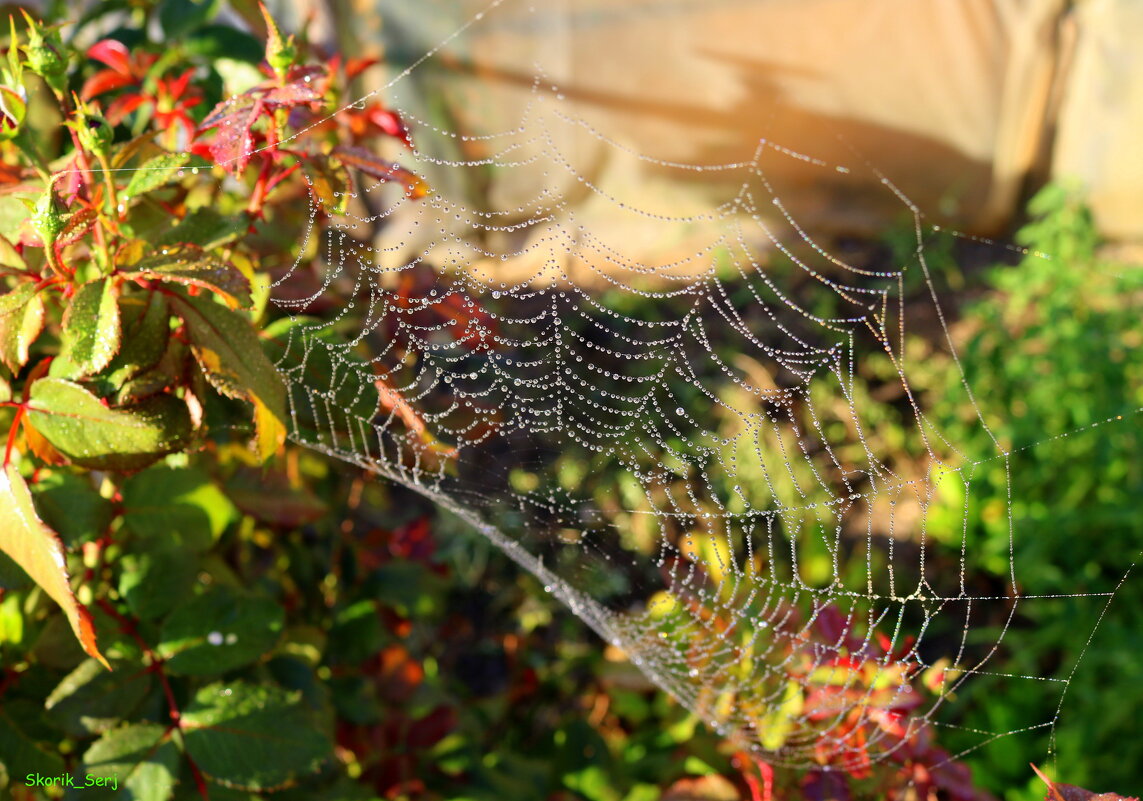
[258,0,1137,772]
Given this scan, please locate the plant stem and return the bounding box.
[95,150,120,222]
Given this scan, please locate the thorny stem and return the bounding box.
[65,127,114,272]
[247,157,275,217]
[43,241,67,281]
[95,149,121,226]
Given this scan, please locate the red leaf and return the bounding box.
[389,517,435,561]
[366,106,413,149]
[406,705,456,749]
[261,80,322,109]
[106,93,148,125]
[81,69,137,101]
[345,56,380,81]
[86,39,132,75]
[197,76,324,173]
[56,207,97,248]
[333,145,429,198]
[802,771,852,801]
[1032,765,1139,801]
[814,603,854,647]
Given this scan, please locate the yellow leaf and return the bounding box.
[253,395,286,463]
[0,464,108,669]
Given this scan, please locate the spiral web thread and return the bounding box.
[232,0,1141,772]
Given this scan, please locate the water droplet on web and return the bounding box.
[207,631,224,646]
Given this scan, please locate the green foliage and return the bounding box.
[924,184,1143,794]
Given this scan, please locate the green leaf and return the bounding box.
[32,612,88,670]
[119,547,198,621]
[181,682,330,790]
[104,290,170,386]
[263,316,379,444]
[0,463,107,668]
[123,245,251,308]
[0,711,66,780]
[0,233,27,271]
[116,336,187,405]
[125,152,192,198]
[0,190,38,240]
[45,657,152,738]
[121,466,238,552]
[0,281,36,315]
[156,207,245,251]
[56,278,122,378]
[0,290,44,370]
[80,723,180,801]
[158,586,284,676]
[184,24,263,63]
[158,0,221,38]
[31,470,115,547]
[27,378,192,471]
[170,292,286,459]
[327,600,385,666]
[0,549,30,589]
[226,467,327,527]
[0,590,23,644]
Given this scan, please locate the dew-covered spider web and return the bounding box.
[253,0,1138,773]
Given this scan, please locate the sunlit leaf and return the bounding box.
[170,291,286,459]
[31,470,114,547]
[0,463,107,668]
[121,465,237,552]
[122,244,251,308]
[124,152,192,198]
[0,290,44,371]
[104,290,170,385]
[333,145,429,198]
[0,281,36,315]
[59,277,121,376]
[1032,764,1139,801]
[304,154,350,216]
[27,378,192,471]
[155,207,246,251]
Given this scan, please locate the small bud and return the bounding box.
[259,2,297,79]
[69,99,114,156]
[31,184,66,248]
[19,11,68,95]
